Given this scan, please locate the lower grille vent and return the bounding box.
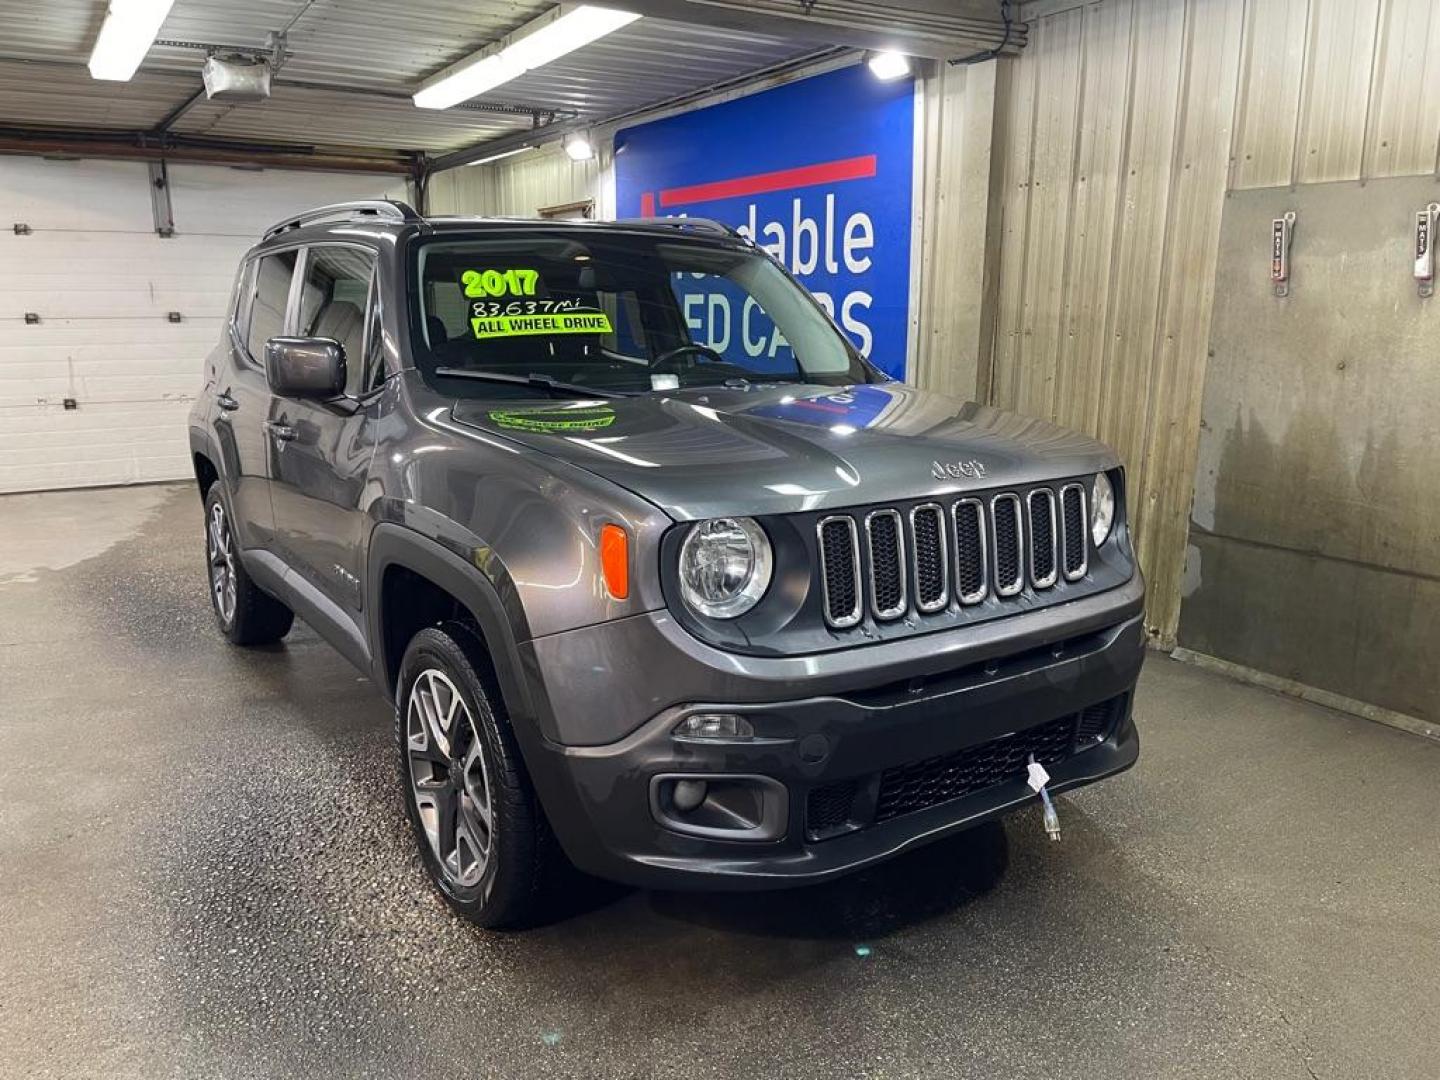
[874,715,1074,824]
[803,694,1128,840]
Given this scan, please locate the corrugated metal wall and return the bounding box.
[911,61,1000,401]
[429,144,612,218]
[995,0,1440,643]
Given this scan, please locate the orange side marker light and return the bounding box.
[600,523,629,600]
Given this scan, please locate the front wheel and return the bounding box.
[202,487,293,646]
[396,623,560,928]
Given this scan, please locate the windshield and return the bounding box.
[407,232,879,397]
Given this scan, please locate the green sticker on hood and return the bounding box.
[487,404,616,433]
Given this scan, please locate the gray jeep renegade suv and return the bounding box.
[188,199,1144,927]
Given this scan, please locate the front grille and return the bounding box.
[910,504,947,612]
[865,510,906,619]
[991,494,1024,597]
[953,499,988,603]
[1061,484,1087,580]
[817,516,861,628]
[803,695,1127,839]
[815,480,1097,627]
[1027,489,1058,588]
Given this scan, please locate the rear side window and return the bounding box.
[246,251,298,362]
[229,260,257,338]
[297,246,377,396]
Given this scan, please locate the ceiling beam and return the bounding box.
[0,54,575,122]
[611,0,1025,61]
[0,125,414,173]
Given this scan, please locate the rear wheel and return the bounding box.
[396,623,559,928]
[203,487,293,645]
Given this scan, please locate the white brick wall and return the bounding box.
[0,157,402,493]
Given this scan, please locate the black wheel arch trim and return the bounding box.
[189,426,224,486]
[366,523,541,730]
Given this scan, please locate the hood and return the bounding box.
[450,382,1118,520]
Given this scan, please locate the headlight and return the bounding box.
[677,517,772,619]
[1091,472,1116,547]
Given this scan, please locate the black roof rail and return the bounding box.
[613,216,748,240]
[262,199,423,240]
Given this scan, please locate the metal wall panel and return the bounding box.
[911,61,997,400]
[1133,0,1246,635]
[431,143,607,217]
[1001,0,1440,641]
[1228,0,1309,190]
[1054,0,1133,436]
[1225,0,1440,187]
[1365,0,1440,178]
[1294,0,1383,184]
[996,0,1244,642]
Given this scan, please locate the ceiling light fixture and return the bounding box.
[88,0,178,81]
[562,132,595,161]
[866,50,912,81]
[415,5,640,110]
[465,146,534,167]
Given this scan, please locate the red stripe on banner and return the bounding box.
[658,154,878,208]
[640,191,656,217]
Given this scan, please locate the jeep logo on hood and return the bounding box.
[932,459,987,481]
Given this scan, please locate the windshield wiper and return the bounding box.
[434,368,623,399]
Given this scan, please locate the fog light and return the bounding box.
[672,779,708,812]
[674,713,754,739]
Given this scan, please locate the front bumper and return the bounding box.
[517,575,1146,890]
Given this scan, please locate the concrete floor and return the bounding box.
[1,483,1437,1080]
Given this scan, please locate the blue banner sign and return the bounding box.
[614,65,916,379]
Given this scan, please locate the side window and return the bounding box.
[246,251,298,363]
[229,259,257,341]
[297,246,377,396]
[361,276,387,395]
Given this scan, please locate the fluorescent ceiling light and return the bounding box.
[415,5,640,110]
[465,146,533,166]
[563,133,594,161]
[88,0,177,81]
[866,51,911,81]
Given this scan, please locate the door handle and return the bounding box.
[264,421,297,442]
[216,393,240,412]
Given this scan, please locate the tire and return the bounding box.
[395,622,560,929]
[203,486,294,646]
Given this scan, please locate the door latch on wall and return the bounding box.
[1271,211,1296,297]
[1414,203,1438,298]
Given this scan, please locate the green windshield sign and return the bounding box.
[470,311,613,340]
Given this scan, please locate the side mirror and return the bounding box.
[264,337,346,400]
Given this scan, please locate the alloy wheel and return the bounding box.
[406,669,494,888]
[207,500,237,625]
